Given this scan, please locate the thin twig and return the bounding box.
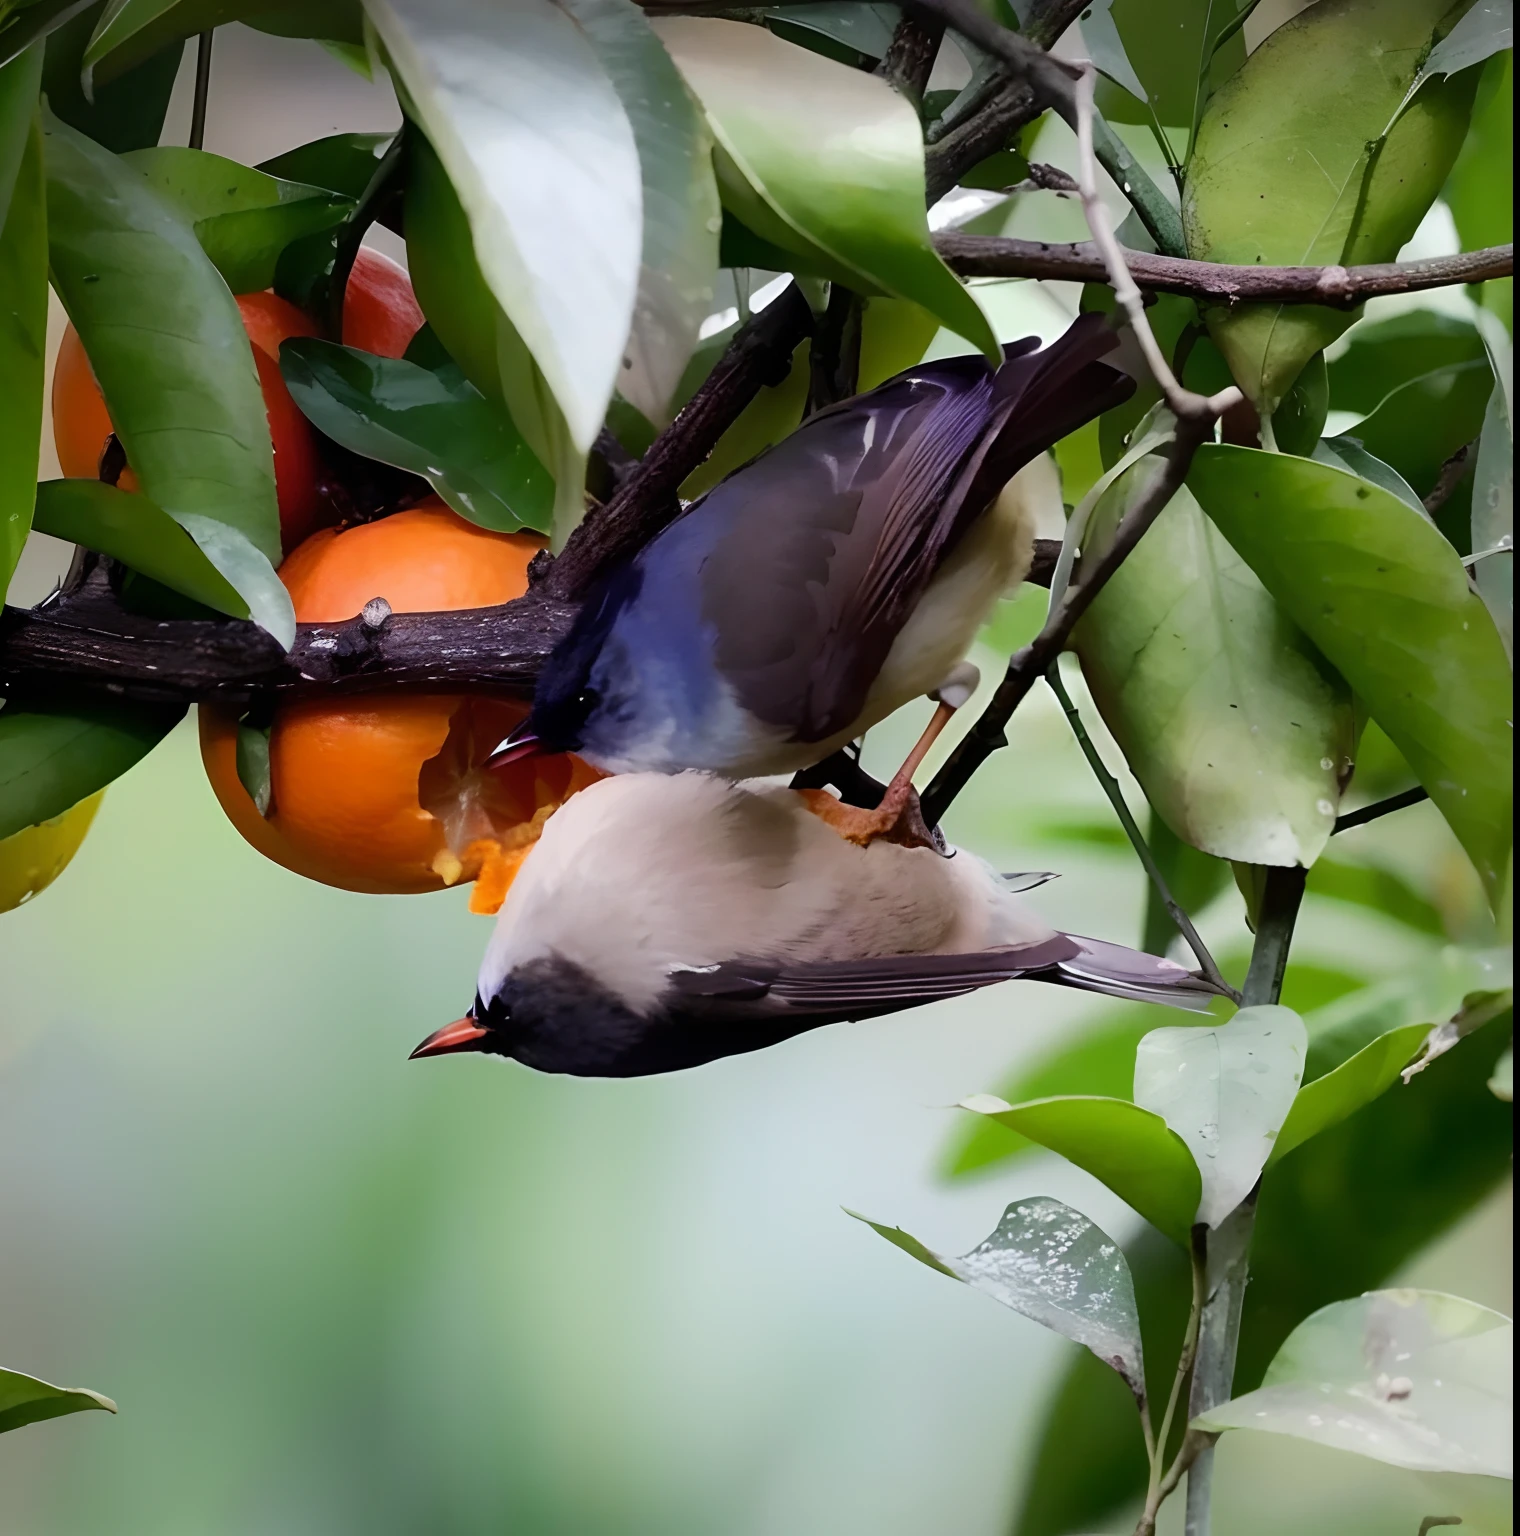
[935,235,1515,308]
[908,0,1187,256]
[326,126,409,342]
[1046,663,1237,998]
[1071,69,1239,423]
[189,31,213,151]
[1333,785,1430,834]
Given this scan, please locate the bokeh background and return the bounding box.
[2,18,1510,1536]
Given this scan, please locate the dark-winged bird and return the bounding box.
[411,773,1223,1078]
[495,317,1133,804]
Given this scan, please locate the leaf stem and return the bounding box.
[189,31,212,151]
[1182,866,1306,1535]
[1333,786,1430,835]
[1045,662,1237,1000]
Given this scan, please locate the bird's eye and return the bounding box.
[574,688,600,713]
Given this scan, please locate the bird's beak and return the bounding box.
[486,721,542,769]
[409,1015,491,1059]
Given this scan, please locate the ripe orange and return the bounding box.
[52,249,425,552]
[200,499,597,903]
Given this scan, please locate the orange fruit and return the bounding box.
[200,499,598,902]
[341,247,425,359]
[51,251,426,552]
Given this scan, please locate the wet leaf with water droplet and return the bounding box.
[850,1197,1146,1404]
[1196,1288,1513,1477]
[1134,1005,1307,1227]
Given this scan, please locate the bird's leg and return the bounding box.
[800,662,979,852]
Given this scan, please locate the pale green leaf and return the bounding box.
[1196,1288,1513,1477]
[367,0,642,455]
[0,1366,116,1434]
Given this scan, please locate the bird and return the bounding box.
[491,316,1134,843]
[410,772,1225,1078]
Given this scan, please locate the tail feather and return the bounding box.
[1044,934,1223,1013]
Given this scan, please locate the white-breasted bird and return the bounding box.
[411,772,1223,1077]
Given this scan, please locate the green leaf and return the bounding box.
[83,0,361,85]
[850,1197,1147,1404]
[1470,324,1512,656]
[1134,1005,1307,1227]
[256,132,394,201]
[368,0,642,457]
[1188,444,1513,906]
[42,1,183,153]
[1305,855,1447,936]
[31,478,252,614]
[0,699,183,840]
[653,16,998,360]
[0,1366,116,1434]
[1014,1009,1512,1536]
[1490,1044,1513,1100]
[1072,468,1354,868]
[764,3,899,64]
[1087,0,1249,134]
[1196,1289,1512,1476]
[0,49,44,598]
[43,110,288,630]
[279,339,553,535]
[1327,310,1487,415]
[1312,434,1425,515]
[955,1094,1201,1246]
[1183,0,1480,412]
[1302,946,1512,1082]
[1443,51,1511,255]
[1350,358,1496,502]
[559,0,719,428]
[1270,1021,1430,1163]
[0,0,97,70]
[122,146,351,293]
[1404,0,1514,95]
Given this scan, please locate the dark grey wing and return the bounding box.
[696,316,1134,742]
[666,935,1083,1025]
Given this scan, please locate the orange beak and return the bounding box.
[409,1015,491,1060]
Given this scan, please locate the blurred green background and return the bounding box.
[2,19,1510,1536]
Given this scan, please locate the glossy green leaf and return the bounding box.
[851,1197,1147,1404]
[764,3,899,63]
[1271,1022,1430,1163]
[43,110,288,635]
[1312,434,1425,515]
[1490,1044,1513,1100]
[1088,0,1249,135]
[0,699,183,840]
[1470,324,1512,656]
[41,1,183,153]
[1015,1006,1512,1536]
[1328,310,1487,415]
[1183,0,1480,412]
[955,1094,1201,1246]
[1134,1005,1307,1227]
[1188,444,1513,905]
[1072,468,1354,868]
[653,17,997,360]
[83,0,359,85]
[1443,51,1512,255]
[0,1366,116,1434]
[560,0,719,428]
[1405,0,1513,96]
[1197,1289,1513,1477]
[31,478,252,614]
[1351,358,1496,502]
[123,146,351,293]
[280,339,553,535]
[0,48,44,598]
[0,0,97,70]
[256,132,393,202]
[368,0,642,456]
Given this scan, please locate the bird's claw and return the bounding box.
[796,781,941,852]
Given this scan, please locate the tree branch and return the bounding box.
[875,11,943,107]
[937,234,1515,307]
[1333,785,1430,834]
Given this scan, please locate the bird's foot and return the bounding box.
[797,780,940,851]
